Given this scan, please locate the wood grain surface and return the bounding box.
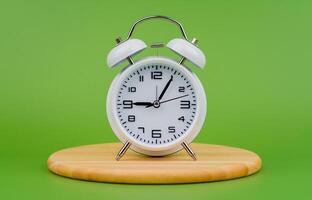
[47,143,262,184]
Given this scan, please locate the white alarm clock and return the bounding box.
[106,16,206,161]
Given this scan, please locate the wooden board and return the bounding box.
[47,143,262,184]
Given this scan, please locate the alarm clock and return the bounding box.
[106,16,206,161]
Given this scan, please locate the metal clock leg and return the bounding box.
[116,141,131,161]
[181,142,197,161]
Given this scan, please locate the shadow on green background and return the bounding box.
[0,0,311,199]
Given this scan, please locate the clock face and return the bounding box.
[115,62,197,147]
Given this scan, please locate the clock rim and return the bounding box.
[106,56,207,156]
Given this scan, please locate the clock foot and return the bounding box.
[115,141,131,161]
[181,142,197,161]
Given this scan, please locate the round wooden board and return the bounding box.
[47,143,262,184]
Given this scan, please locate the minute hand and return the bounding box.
[159,94,189,105]
[158,75,173,101]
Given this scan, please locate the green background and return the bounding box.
[1,0,311,199]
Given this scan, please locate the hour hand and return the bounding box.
[133,102,153,107]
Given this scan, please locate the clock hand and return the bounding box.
[145,94,189,108]
[133,102,153,106]
[159,94,189,104]
[158,75,173,101]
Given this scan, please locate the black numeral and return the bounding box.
[151,129,162,138]
[178,116,185,122]
[151,71,162,79]
[168,126,175,133]
[180,100,190,109]
[138,127,145,133]
[128,87,136,92]
[123,100,133,109]
[139,75,144,82]
[128,115,135,122]
[178,86,185,92]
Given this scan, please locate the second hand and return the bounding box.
[159,94,189,104]
[145,94,189,108]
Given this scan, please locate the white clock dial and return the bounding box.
[116,63,197,146]
[107,57,206,156]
